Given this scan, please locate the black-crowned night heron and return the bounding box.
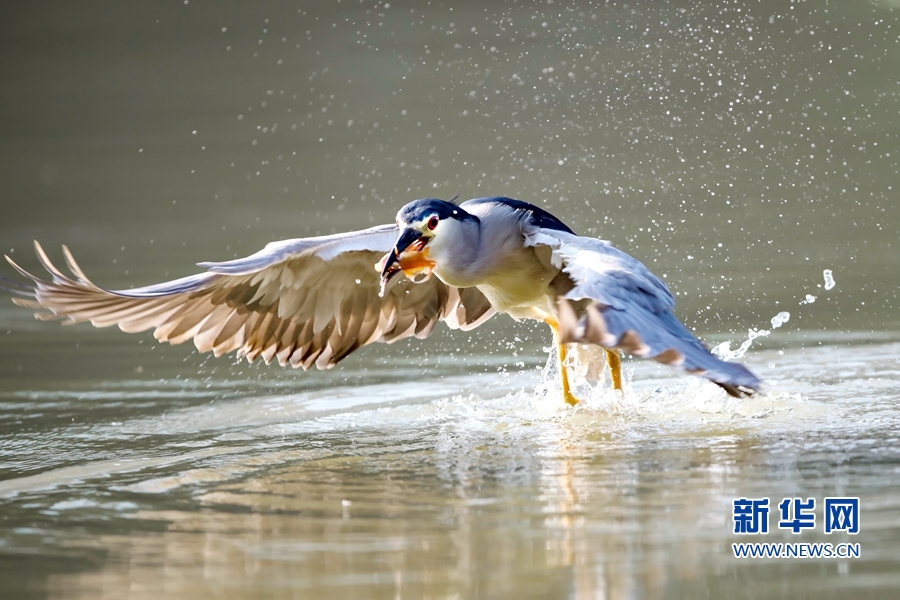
[3,196,760,402]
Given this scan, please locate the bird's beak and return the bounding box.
[378,228,435,284]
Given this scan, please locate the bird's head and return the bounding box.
[378,198,476,285]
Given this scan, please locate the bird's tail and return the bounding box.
[557,300,761,397]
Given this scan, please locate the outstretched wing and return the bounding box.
[5,226,494,369]
[525,227,761,396]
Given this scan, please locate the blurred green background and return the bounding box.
[1,0,897,340]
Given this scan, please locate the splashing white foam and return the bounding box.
[523,346,808,427]
[823,269,835,290]
[520,341,809,428]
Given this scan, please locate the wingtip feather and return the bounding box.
[5,254,43,283]
[61,245,93,284]
[32,241,69,282]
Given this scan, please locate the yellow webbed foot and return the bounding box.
[605,348,623,392]
[545,316,583,406]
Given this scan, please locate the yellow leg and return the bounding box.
[545,318,581,406]
[605,349,623,392]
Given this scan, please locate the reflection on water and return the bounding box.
[2,0,900,597]
[1,336,899,598]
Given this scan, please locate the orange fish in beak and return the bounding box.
[397,245,436,281]
[378,229,436,284]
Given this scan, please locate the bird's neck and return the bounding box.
[430,218,482,288]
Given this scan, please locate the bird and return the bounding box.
[2,196,760,403]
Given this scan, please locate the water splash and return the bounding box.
[711,311,790,362]
[823,269,836,290]
[771,311,790,329]
[711,328,769,361]
[526,343,810,426]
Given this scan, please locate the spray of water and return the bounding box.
[710,311,790,362]
[526,337,806,425]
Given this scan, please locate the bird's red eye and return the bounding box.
[427,216,439,230]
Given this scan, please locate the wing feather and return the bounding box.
[193,306,236,353]
[5,227,495,370]
[120,301,188,333]
[526,227,761,396]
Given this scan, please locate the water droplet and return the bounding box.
[823,269,836,290]
[771,312,790,329]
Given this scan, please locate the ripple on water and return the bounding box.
[0,339,897,498]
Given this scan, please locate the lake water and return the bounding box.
[1,1,898,598]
